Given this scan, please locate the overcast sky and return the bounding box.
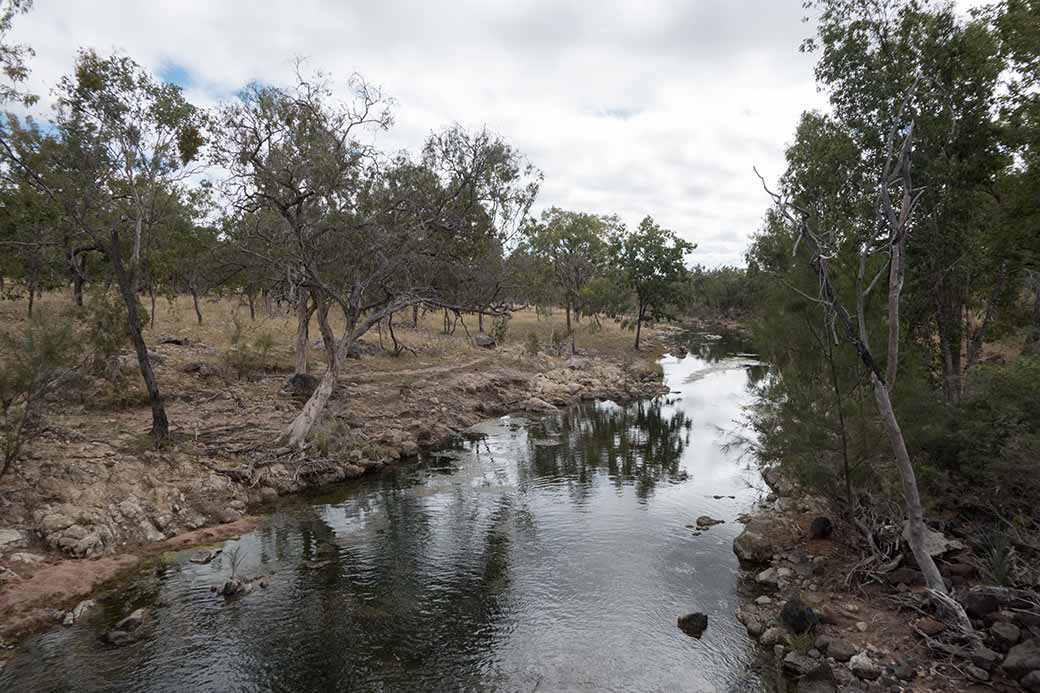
[14,0,987,267]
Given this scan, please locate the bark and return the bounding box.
[294,294,315,375]
[27,280,35,317]
[108,235,169,443]
[478,310,484,333]
[412,304,419,328]
[634,303,645,351]
[311,288,335,369]
[886,242,903,390]
[565,302,575,355]
[190,284,203,325]
[247,290,256,321]
[870,372,946,592]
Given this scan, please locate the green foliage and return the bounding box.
[977,529,1016,587]
[80,290,144,376]
[222,315,275,380]
[525,331,541,356]
[1,307,83,475]
[491,314,510,344]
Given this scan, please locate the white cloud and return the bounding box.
[10,0,979,266]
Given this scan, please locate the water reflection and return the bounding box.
[1,333,769,693]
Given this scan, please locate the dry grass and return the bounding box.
[0,289,661,380]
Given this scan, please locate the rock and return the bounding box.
[964,665,990,682]
[890,657,917,681]
[40,512,75,533]
[913,617,946,636]
[473,334,496,349]
[755,595,773,606]
[180,361,216,377]
[1003,639,1040,680]
[695,516,724,528]
[116,608,146,631]
[990,621,1021,650]
[783,652,821,676]
[901,522,964,557]
[279,373,319,399]
[961,588,1002,620]
[745,620,765,638]
[677,612,708,638]
[159,336,190,346]
[523,397,558,413]
[798,666,838,693]
[781,596,818,635]
[756,567,779,589]
[760,626,787,647]
[0,528,25,548]
[1021,670,1040,693]
[809,517,833,540]
[849,652,882,681]
[101,630,131,646]
[733,520,774,563]
[189,549,222,565]
[8,552,44,563]
[62,599,95,626]
[971,646,1002,672]
[854,621,868,633]
[827,639,857,662]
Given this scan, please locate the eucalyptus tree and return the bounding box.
[522,207,617,353]
[1,50,206,443]
[613,216,694,350]
[214,69,539,447]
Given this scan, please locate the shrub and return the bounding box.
[222,315,276,380]
[80,290,145,378]
[1,309,83,476]
[492,314,510,344]
[525,332,541,356]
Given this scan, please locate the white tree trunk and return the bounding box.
[284,363,336,448]
[870,372,945,593]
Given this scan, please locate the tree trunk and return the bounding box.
[294,295,314,375]
[190,284,203,325]
[247,290,256,321]
[634,304,644,351]
[1025,284,1040,356]
[311,289,335,369]
[412,304,419,328]
[870,372,946,593]
[149,286,156,328]
[108,237,169,444]
[478,311,484,333]
[27,279,35,317]
[886,242,903,390]
[565,302,575,355]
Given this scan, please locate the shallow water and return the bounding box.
[2,334,769,692]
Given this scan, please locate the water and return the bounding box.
[1,333,769,692]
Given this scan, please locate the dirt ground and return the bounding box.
[0,292,673,645]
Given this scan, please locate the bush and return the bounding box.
[1,309,83,476]
[80,290,145,378]
[525,332,541,356]
[492,314,510,344]
[222,315,276,380]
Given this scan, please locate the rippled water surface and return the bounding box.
[2,334,769,692]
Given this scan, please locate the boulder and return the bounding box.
[695,516,724,528]
[971,646,1002,672]
[756,567,779,589]
[961,588,1002,619]
[902,522,964,557]
[759,626,787,647]
[783,652,821,677]
[826,639,857,662]
[733,520,773,564]
[63,599,95,626]
[781,596,818,635]
[1021,670,1040,693]
[1003,639,1040,680]
[809,517,833,540]
[677,612,708,638]
[473,334,497,349]
[990,621,1021,650]
[849,652,882,681]
[964,665,990,682]
[0,528,25,548]
[180,361,216,377]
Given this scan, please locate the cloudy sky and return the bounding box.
[13,0,986,266]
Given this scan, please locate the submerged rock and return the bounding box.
[695,516,724,528]
[677,612,708,638]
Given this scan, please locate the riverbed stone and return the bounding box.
[760,626,787,646]
[733,520,774,563]
[1021,670,1040,692]
[677,612,708,638]
[783,651,821,676]
[827,639,857,662]
[1002,639,1040,680]
[0,528,25,548]
[849,652,881,680]
[971,646,1002,671]
[756,567,779,589]
[695,515,723,528]
[781,596,818,634]
[990,621,1021,650]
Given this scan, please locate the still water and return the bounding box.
[2,334,769,692]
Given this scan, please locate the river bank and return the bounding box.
[0,298,671,648]
[1,326,771,691]
[731,464,1040,691]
